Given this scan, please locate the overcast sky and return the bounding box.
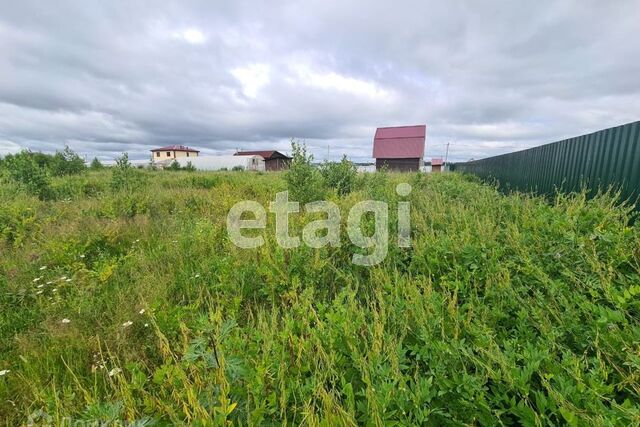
[0,1,638,163]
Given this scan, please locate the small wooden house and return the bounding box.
[372,125,426,172]
[234,150,291,171]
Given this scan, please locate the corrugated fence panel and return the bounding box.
[452,121,640,206]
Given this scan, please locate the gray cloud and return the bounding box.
[0,0,638,163]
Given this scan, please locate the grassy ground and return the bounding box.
[1,170,639,425]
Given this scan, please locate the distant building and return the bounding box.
[151,145,200,162]
[431,157,444,173]
[175,155,264,171]
[372,125,426,172]
[234,150,291,171]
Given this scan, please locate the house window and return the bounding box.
[166,152,171,157]
[155,152,160,157]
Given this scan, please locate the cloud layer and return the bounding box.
[1,0,639,162]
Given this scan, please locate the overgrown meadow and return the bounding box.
[1,151,640,425]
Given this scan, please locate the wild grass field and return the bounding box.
[1,159,640,425]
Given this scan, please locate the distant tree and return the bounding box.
[90,157,104,170]
[111,153,140,191]
[30,151,54,169]
[284,139,324,203]
[3,150,53,200]
[319,155,357,196]
[167,160,181,171]
[50,146,86,176]
[231,165,244,171]
[183,161,196,172]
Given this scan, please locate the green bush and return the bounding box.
[50,146,86,176]
[284,140,324,203]
[231,165,244,172]
[89,157,104,170]
[1,150,53,200]
[110,153,142,191]
[319,155,357,196]
[167,160,181,171]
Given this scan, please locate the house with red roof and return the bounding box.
[431,157,444,173]
[150,145,200,162]
[234,150,291,171]
[372,125,426,172]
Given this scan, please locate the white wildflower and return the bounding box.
[36,290,43,295]
[194,274,200,278]
[46,281,52,285]
[138,309,145,315]
[108,367,122,377]
[65,279,72,283]
[122,321,133,328]
[52,288,58,292]
[60,276,67,281]
[39,266,47,271]
[33,277,41,283]
[79,254,85,258]
[144,323,149,327]
[61,318,71,324]
[0,369,10,376]
[37,284,44,289]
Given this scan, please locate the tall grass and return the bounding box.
[0,170,639,425]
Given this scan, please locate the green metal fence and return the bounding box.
[452,121,640,205]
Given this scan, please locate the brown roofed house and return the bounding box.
[372,125,426,172]
[234,150,291,171]
[151,145,200,162]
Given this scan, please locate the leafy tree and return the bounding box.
[90,157,104,170]
[167,160,181,171]
[30,151,54,169]
[183,161,196,172]
[319,155,358,196]
[2,150,53,200]
[284,140,323,203]
[50,146,86,176]
[110,153,140,191]
[231,165,244,171]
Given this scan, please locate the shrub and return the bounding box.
[2,150,53,200]
[50,146,86,176]
[319,155,357,196]
[167,160,181,171]
[231,165,244,171]
[90,157,104,170]
[284,140,323,203]
[183,162,196,172]
[110,153,141,191]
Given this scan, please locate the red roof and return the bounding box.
[373,125,426,159]
[151,145,199,153]
[431,157,444,166]
[234,150,290,159]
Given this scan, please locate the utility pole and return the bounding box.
[444,142,450,171]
